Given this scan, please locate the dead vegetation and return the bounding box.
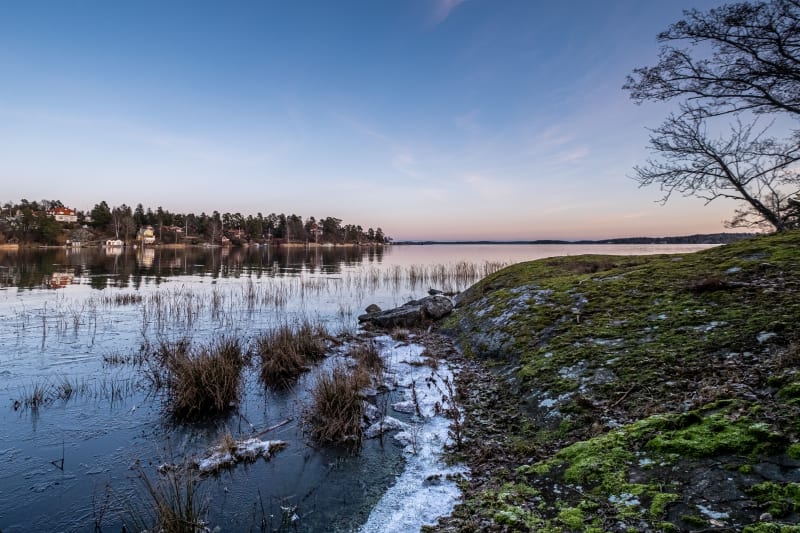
[161,337,245,421]
[255,320,328,387]
[125,466,207,533]
[305,363,370,447]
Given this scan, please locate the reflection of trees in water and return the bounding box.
[0,246,390,289]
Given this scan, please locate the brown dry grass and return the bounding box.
[163,337,244,421]
[126,467,206,533]
[306,363,369,446]
[255,320,327,387]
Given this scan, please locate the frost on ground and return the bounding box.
[359,336,468,533]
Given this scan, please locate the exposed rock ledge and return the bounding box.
[358,295,453,328]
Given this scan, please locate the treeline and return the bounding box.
[0,198,390,246]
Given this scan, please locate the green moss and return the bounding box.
[746,482,800,518]
[517,462,551,476]
[743,524,800,533]
[493,506,532,528]
[787,443,800,460]
[778,382,800,404]
[645,413,782,458]
[680,514,708,527]
[650,493,679,518]
[557,507,584,529]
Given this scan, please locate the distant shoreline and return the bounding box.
[393,233,755,246]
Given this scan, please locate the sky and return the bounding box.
[0,0,740,241]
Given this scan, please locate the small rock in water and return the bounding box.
[365,304,381,314]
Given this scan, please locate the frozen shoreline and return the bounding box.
[359,337,468,533]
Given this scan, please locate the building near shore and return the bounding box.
[47,207,78,223]
[136,225,156,245]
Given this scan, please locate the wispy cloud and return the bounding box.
[463,173,511,200]
[454,109,480,134]
[532,126,574,149]
[430,0,466,26]
[392,151,419,178]
[555,146,589,163]
[335,112,422,179]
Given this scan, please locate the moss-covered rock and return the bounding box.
[434,231,800,532]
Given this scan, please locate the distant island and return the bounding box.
[394,233,755,246]
[0,198,390,248]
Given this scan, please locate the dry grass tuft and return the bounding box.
[686,275,732,293]
[126,467,206,533]
[562,258,621,274]
[306,364,369,447]
[163,337,244,421]
[255,320,328,387]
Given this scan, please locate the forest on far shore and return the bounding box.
[0,198,390,246]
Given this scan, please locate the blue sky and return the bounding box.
[0,0,735,240]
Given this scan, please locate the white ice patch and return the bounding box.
[365,416,408,439]
[359,337,468,533]
[192,438,286,474]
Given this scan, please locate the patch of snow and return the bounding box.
[559,361,587,380]
[365,416,408,439]
[359,338,468,533]
[392,400,417,414]
[539,397,558,409]
[697,504,729,520]
[694,321,725,333]
[726,266,742,274]
[193,438,286,474]
[609,493,640,507]
[533,289,554,305]
[757,331,777,344]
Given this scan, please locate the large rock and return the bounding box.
[358,295,453,328]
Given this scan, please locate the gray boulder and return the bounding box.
[358,295,453,328]
[421,295,454,319]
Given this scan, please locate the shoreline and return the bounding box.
[425,231,800,531]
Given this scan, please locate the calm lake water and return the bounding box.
[0,243,714,532]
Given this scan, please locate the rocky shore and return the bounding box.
[412,231,800,532]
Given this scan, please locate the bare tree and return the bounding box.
[635,110,800,230]
[625,0,800,118]
[627,0,800,231]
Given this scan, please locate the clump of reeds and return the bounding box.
[14,376,89,410]
[255,320,328,387]
[126,467,207,533]
[17,381,50,410]
[306,364,369,446]
[162,337,244,421]
[100,292,143,306]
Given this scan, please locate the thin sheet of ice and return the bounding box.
[359,337,468,533]
[193,438,286,474]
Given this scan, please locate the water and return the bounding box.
[0,243,714,532]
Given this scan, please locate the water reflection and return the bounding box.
[0,245,385,290]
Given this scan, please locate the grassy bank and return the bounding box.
[435,231,800,532]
